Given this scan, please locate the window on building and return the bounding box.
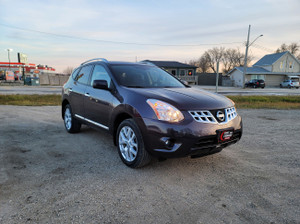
[251,75,265,80]
[280,61,284,69]
[289,62,294,69]
[188,70,193,76]
[171,70,176,76]
[179,69,186,76]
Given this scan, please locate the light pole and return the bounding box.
[6,49,13,69]
[242,25,263,88]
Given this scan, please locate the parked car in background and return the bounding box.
[280,77,300,89]
[245,79,265,88]
[62,58,242,168]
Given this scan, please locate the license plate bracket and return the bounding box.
[217,128,234,143]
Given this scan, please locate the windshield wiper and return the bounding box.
[125,85,144,88]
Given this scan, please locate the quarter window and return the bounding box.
[71,68,80,79]
[90,65,111,87]
[75,65,93,85]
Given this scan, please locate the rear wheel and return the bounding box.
[63,104,81,133]
[280,84,283,88]
[117,119,151,168]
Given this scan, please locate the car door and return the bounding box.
[83,64,114,129]
[70,65,94,117]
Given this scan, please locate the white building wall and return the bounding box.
[273,53,300,73]
[230,70,243,87]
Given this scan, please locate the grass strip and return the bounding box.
[227,95,300,109]
[0,94,61,106]
[0,94,299,109]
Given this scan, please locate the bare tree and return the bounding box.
[189,56,211,73]
[63,66,74,75]
[288,43,299,55]
[198,54,211,73]
[205,47,225,73]
[276,42,300,57]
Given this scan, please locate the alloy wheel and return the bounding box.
[118,126,138,162]
[64,107,72,130]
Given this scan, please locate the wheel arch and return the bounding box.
[62,99,70,119]
[112,112,133,145]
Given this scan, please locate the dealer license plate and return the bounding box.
[217,129,234,143]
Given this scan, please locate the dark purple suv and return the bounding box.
[62,58,242,168]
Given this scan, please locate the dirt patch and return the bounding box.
[0,106,299,223]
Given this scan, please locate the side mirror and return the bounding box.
[93,80,109,90]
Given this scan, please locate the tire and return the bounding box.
[288,85,291,89]
[117,119,151,168]
[63,104,81,133]
[296,87,299,89]
[280,84,282,88]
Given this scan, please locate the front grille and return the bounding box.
[189,107,237,124]
[225,107,237,122]
[189,111,217,124]
[192,130,242,151]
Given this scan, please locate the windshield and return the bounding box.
[110,65,185,88]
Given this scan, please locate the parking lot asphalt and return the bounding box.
[0,85,300,96]
[0,106,299,223]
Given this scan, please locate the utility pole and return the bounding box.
[216,60,219,93]
[242,25,251,89]
[242,26,263,88]
[7,49,13,69]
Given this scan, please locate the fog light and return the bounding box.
[161,137,175,149]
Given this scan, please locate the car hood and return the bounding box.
[129,87,234,110]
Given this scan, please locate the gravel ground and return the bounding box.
[0,106,299,224]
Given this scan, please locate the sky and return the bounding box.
[0,0,300,72]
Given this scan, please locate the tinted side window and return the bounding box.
[75,65,93,85]
[90,65,111,87]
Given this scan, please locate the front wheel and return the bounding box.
[117,119,151,168]
[63,104,81,133]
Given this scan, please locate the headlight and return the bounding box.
[146,99,184,123]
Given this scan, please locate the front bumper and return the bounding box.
[136,112,242,158]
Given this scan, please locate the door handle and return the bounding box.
[85,93,90,97]
[69,88,73,92]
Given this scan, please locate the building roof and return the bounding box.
[235,66,270,73]
[229,66,300,75]
[253,51,287,66]
[143,60,197,68]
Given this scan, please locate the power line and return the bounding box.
[251,44,274,53]
[0,23,243,47]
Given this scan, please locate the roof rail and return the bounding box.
[81,58,108,65]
